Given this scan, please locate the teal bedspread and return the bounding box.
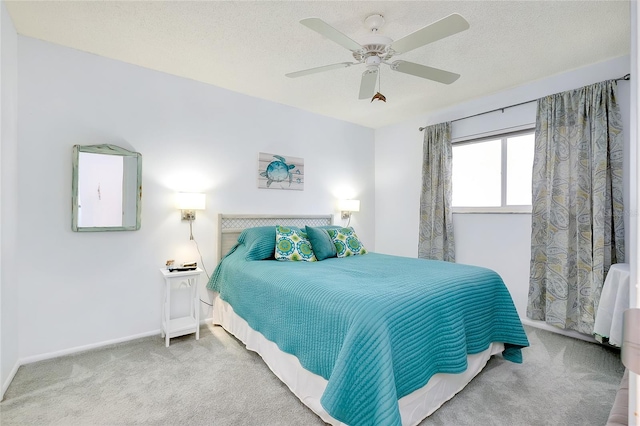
[208,247,529,426]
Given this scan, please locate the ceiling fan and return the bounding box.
[286,13,470,100]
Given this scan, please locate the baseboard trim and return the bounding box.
[20,329,161,365]
[7,317,595,366]
[1,360,20,401]
[20,317,213,366]
[521,318,597,343]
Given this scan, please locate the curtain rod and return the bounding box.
[418,73,631,131]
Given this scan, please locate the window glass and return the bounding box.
[506,134,535,206]
[452,139,501,207]
[451,131,535,210]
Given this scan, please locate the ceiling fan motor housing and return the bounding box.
[353,34,394,62]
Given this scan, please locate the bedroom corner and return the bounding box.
[0,0,19,401]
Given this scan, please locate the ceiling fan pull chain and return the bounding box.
[371,68,387,103]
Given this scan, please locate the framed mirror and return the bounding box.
[72,144,142,232]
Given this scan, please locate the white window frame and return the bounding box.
[452,128,535,214]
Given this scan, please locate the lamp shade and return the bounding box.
[176,192,206,210]
[338,199,360,212]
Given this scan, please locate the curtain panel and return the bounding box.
[418,122,455,262]
[528,80,625,335]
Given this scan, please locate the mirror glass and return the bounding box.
[72,144,141,231]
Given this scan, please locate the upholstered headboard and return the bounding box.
[217,214,333,262]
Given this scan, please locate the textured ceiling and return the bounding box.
[5,1,630,129]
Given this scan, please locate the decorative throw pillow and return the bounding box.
[326,227,368,257]
[275,225,317,262]
[305,226,337,261]
[240,226,278,261]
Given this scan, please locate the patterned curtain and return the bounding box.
[418,122,455,262]
[527,80,625,335]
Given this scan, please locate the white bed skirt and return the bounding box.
[212,296,503,426]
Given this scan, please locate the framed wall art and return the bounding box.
[258,152,304,191]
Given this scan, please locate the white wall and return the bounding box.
[375,55,631,319]
[1,0,19,399]
[17,36,375,361]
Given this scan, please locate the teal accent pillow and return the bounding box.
[239,226,277,261]
[275,225,317,262]
[326,227,368,257]
[318,225,343,230]
[305,226,337,261]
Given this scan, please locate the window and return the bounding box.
[452,131,535,211]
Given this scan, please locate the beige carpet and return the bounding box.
[0,325,624,425]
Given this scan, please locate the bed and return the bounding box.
[208,214,529,426]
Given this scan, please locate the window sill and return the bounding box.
[452,208,532,214]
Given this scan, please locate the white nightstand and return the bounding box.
[159,268,203,347]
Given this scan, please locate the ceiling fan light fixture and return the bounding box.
[364,56,381,74]
[365,55,381,66]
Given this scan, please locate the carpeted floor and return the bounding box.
[0,325,624,425]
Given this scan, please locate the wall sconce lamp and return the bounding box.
[176,192,206,240]
[338,199,360,226]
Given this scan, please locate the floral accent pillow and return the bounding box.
[326,227,368,257]
[275,225,317,262]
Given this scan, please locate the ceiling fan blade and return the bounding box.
[286,62,356,78]
[358,69,378,99]
[389,13,469,55]
[391,60,460,84]
[300,18,363,53]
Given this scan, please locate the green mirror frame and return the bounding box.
[72,144,142,232]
